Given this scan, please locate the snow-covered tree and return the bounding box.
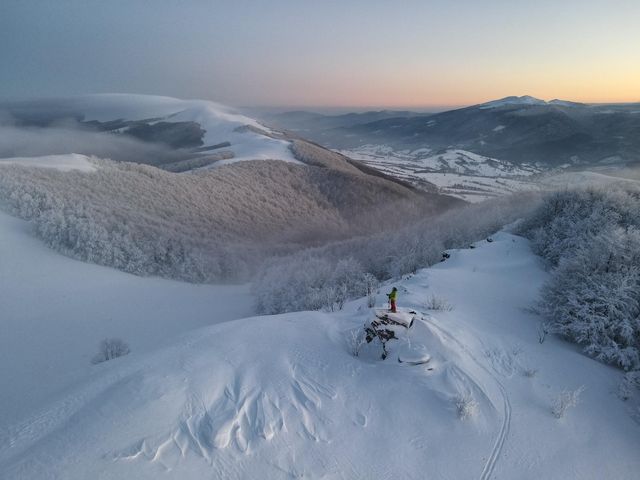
[92,338,130,364]
[521,188,640,371]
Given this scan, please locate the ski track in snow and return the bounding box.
[424,316,511,480]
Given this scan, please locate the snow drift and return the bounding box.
[2,232,638,480]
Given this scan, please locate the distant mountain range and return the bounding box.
[260,96,640,168]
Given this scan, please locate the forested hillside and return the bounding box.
[0,157,453,282]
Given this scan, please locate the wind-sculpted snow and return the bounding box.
[0,297,509,479]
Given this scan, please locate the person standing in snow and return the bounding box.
[387,287,398,313]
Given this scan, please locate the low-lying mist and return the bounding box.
[0,124,191,166]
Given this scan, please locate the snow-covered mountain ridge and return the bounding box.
[476,95,585,109]
[267,96,640,170]
[1,222,638,479]
[76,94,298,165]
[478,95,548,109]
[0,94,298,170]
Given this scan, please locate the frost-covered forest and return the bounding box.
[253,193,540,313]
[2,152,639,384]
[518,188,640,377]
[0,157,441,282]
[256,184,640,386]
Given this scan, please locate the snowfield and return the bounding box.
[0,211,252,427]
[337,144,640,203]
[339,145,540,202]
[1,222,638,479]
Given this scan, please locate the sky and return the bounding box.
[1,0,639,108]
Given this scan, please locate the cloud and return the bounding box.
[0,123,190,166]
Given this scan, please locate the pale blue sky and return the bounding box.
[1,0,638,107]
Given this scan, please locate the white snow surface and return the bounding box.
[70,94,299,165]
[340,145,539,202]
[1,220,639,479]
[0,212,253,426]
[0,153,97,172]
[341,146,539,177]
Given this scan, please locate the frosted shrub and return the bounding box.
[332,258,368,310]
[92,338,130,364]
[518,188,639,266]
[537,321,549,344]
[363,273,378,308]
[455,393,478,420]
[347,327,367,357]
[424,294,453,311]
[551,386,585,418]
[320,285,341,312]
[253,255,371,314]
[522,367,538,378]
[618,371,640,401]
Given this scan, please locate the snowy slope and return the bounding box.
[0,212,252,427]
[1,227,638,479]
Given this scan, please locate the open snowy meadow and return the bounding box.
[1,216,638,479]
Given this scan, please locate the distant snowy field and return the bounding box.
[338,145,640,202]
[340,145,539,202]
[1,218,638,479]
